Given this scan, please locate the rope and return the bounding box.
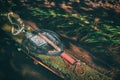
[8,12,25,35]
[74,60,86,76]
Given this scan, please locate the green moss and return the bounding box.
[29,52,112,80]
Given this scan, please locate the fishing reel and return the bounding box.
[23,29,64,56]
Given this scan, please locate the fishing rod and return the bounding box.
[7,12,86,76]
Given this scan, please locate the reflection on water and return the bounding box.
[0,29,63,80]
